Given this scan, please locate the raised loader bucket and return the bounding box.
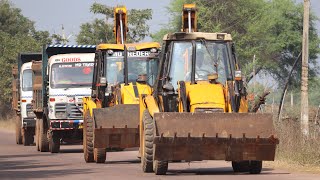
[93,104,139,149]
[153,112,279,161]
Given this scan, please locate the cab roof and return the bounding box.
[97,42,160,51]
[163,32,232,41]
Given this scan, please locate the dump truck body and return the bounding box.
[33,45,96,153]
[12,53,41,145]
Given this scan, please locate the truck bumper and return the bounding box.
[23,118,36,128]
[50,120,83,130]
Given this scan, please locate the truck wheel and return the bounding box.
[15,115,22,144]
[35,120,40,151]
[94,148,106,163]
[154,160,168,175]
[39,118,49,152]
[22,129,34,146]
[83,112,94,162]
[49,132,60,153]
[141,110,154,173]
[249,161,262,174]
[232,161,250,172]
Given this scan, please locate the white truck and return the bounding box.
[32,45,96,153]
[12,53,42,146]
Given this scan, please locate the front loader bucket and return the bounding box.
[153,112,279,162]
[92,104,139,149]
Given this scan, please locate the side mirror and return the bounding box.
[99,77,107,86]
[235,70,242,81]
[163,82,174,92]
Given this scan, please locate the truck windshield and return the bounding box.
[169,41,231,90]
[106,55,158,86]
[50,62,94,88]
[22,69,33,91]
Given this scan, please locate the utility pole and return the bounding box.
[301,0,310,136]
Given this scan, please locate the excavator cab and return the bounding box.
[139,32,279,175]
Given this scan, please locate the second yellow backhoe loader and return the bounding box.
[82,6,160,163]
[138,4,278,175]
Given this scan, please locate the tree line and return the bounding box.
[0,0,320,115]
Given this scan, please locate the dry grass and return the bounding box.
[272,116,320,172]
[0,115,15,132]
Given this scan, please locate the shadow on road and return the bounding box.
[0,153,57,159]
[59,149,83,154]
[106,159,141,164]
[166,167,290,176]
[0,169,93,179]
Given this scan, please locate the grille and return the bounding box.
[55,103,83,119]
[194,108,224,113]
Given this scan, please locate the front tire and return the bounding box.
[141,110,154,173]
[94,148,106,163]
[22,129,34,146]
[15,115,22,144]
[49,131,60,153]
[83,112,94,162]
[154,160,168,175]
[39,118,49,152]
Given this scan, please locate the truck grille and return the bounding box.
[55,103,83,119]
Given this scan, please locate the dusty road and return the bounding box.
[0,130,319,180]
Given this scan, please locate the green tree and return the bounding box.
[0,0,52,113]
[153,0,320,86]
[76,3,152,44]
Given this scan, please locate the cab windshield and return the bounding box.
[22,69,33,91]
[169,41,232,89]
[50,62,94,88]
[106,53,158,86]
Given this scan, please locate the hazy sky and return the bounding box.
[10,0,320,44]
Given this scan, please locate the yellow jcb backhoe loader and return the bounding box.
[139,32,279,175]
[82,6,161,163]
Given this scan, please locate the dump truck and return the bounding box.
[82,6,160,163]
[12,53,42,146]
[139,32,279,175]
[32,45,96,153]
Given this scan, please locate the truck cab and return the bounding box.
[33,45,96,153]
[12,53,42,146]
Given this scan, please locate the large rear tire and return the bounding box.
[15,115,22,145]
[39,118,49,152]
[83,112,94,163]
[141,110,154,173]
[49,131,60,153]
[94,148,106,163]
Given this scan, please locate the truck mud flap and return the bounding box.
[153,112,279,161]
[92,104,139,149]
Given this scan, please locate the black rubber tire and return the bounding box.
[22,129,34,146]
[83,112,94,163]
[15,115,22,145]
[39,118,49,152]
[249,161,262,174]
[35,119,40,151]
[232,161,250,172]
[141,110,154,173]
[154,160,168,175]
[94,148,106,163]
[49,132,60,153]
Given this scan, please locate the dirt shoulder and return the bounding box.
[265,160,320,174]
[0,118,15,132]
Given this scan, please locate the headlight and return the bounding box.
[194,108,224,113]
